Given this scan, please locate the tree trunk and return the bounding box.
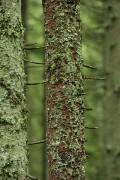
[44,1,86,179]
[0,1,28,179]
[99,0,120,179]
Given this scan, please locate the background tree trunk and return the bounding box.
[0,1,28,179]
[80,1,104,179]
[98,0,120,179]
[25,0,46,179]
[44,1,86,179]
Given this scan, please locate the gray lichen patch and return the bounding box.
[45,0,86,179]
[0,1,28,179]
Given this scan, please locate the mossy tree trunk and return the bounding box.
[0,1,28,179]
[44,0,86,179]
[99,0,120,179]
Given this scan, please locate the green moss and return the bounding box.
[45,1,85,179]
[0,1,28,179]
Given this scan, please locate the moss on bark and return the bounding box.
[0,1,28,179]
[44,0,86,179]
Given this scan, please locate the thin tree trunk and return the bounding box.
[0,1,28,179]
[99,0,120,179]
[44,1,86,179]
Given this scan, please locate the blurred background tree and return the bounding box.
[81,0,104,179]
[23,0,46,179]
[97,0,120,179]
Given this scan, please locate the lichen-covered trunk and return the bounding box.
[44,1,86,179]
[98,0,120,179]
[0,1,28,179]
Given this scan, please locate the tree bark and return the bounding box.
[44,0,86,179]
[0,1,28,179]
[98,0,120,179]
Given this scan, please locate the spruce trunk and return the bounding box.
[44,1,86,179]
[0,1,28,179]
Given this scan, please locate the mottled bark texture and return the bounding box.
[44,0,86,179]
[0,1,28,179]
[98,0,120,179]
